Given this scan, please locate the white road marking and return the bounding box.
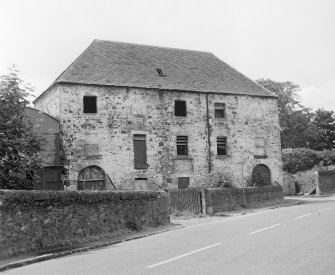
[146,243,222,268]
[293,213,312,220]
[248,224,280,235]
[319,208,331,213]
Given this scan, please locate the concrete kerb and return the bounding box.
[213,198,305,217]
[0,224,184,272]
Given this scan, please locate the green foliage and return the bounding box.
[308,109,335,150]
[205,171,235,188]
[282,148,335,174]
[251,173,268,187]
[256,79,312,148]
[256,79,335,151]
[0,66,45,189]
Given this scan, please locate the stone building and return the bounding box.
[33,40,282,190]
[25,107,63,190]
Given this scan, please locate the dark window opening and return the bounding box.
[133,134,147,169]
[178,177,190,189]
[83,96,97,113]
[214,103,225,118]
[177,136,188,155]
[175,100,187,117]
[156,68,165,76]
[217,137,227,155]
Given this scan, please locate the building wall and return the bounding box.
[35,84,282,190]
[283,172,296,195]
[33,85,60,120]
[24,107,61,167]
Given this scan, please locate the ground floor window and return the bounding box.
[178,177,190,189]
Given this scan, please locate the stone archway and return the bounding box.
[78,165,105,190]
[252,164,271,186]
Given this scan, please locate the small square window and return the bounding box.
[217,137,227,155]
[178,177,190,189]
[83,96,97,113]
[177,136,188,155]
[175,100,187,117]
[214,103,225,118]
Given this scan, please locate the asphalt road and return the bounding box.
[5,196,335,275]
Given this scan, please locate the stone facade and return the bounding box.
[34,83,282,190]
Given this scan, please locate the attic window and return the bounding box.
[156,68,165,76]
[175,100,187,117]
[214,103,225,118]
[83,96,97,113]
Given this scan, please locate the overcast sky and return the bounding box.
[1,0,335,111]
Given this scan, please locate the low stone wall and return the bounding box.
[206,185,284,214]
[0,190,170,259]
[318,170,335,194]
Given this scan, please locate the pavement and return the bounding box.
[0,196,315,273]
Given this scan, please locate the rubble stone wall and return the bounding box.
[206,185,284,214]
[0,190,170,259]
[34,84,282,190]
[318,170,335,194]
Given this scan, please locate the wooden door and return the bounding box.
[252,164,271,186]
[78,165,105,190]
[35,167,63,190]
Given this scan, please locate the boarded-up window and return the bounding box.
[83,96,97,113]
[177,136,188,155]
[85,132,99,155]
[133,134,147,169]
[217,137,227,155]
[175,100,187,117]
[214,103,225,118]
[255,138,266,156]
[178,177,190,189]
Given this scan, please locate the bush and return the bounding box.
[205,172,235,188]
[282,148,335,174]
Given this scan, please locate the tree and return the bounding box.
[307,109,335,150]
[0,66,44,189]
[256,78,313,148]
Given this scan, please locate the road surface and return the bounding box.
[5,196,335,275]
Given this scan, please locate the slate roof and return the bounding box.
[36,40,276,100]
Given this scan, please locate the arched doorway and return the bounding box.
[78,165,105,190]
[251,164,271,186]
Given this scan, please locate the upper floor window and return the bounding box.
[177,136,188,155]
[83,96,97,113]
[217,137,227,155]
[214,103,225,118]
[133,134,147,169]
[175,100,187,117]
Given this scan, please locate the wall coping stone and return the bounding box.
[0,190,160,208]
